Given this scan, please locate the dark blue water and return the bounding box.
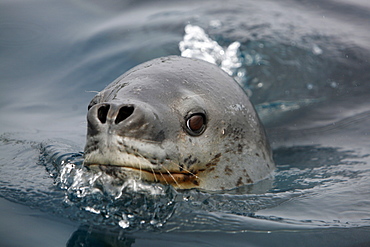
[1,0,370,246]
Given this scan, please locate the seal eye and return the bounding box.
[186,113,206,136]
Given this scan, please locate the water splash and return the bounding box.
[179,24,247,89]
[1,134,370,233]
[178,24,323,122]
[40,144,178,230]
[38,142,370,231]
[39,143,287,231]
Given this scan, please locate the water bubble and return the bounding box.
[237,70,246,78]
[330,81,338,88]
[119,219,130,229]
[179,24,244,86]
[84,206,100,214]
[312,44,323,55]
[209,20,222,28]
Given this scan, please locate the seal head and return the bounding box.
[84,56,274,191]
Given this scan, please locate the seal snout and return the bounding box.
[86,101,165,143]
[95,103,134,125]
[87,103,136,136]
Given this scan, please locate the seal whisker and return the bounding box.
[185,94,205,99]
[135,152,146,181]
[179,166,199,179]
[137,139,162,144]
[150,166,159,182]
[139,163,142,180]
[134,151,161,183]
[161,165,183,189]
[158,170,169,185]
[168,160,202,181]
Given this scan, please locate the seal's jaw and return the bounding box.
[84,136,203,189]
[85,164,201,189]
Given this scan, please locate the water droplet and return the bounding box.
[119,220,130,229]
[84,206,100,214]
[119,213,130,229]
[209,20,222,28]
[312,44,323,55]
[330,81,338,88]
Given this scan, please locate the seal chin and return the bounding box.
[92,165,199,189]
[84,158,201,189]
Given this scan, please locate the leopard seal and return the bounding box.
[83,56,274,191]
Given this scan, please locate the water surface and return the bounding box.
[1,0,370,246]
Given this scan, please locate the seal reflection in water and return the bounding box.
[84,56,274,191]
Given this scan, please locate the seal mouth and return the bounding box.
[85,163,201,188]
[83,136,203,188]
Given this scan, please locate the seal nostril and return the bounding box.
[97,105,110,124]
[115,105,134,124]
